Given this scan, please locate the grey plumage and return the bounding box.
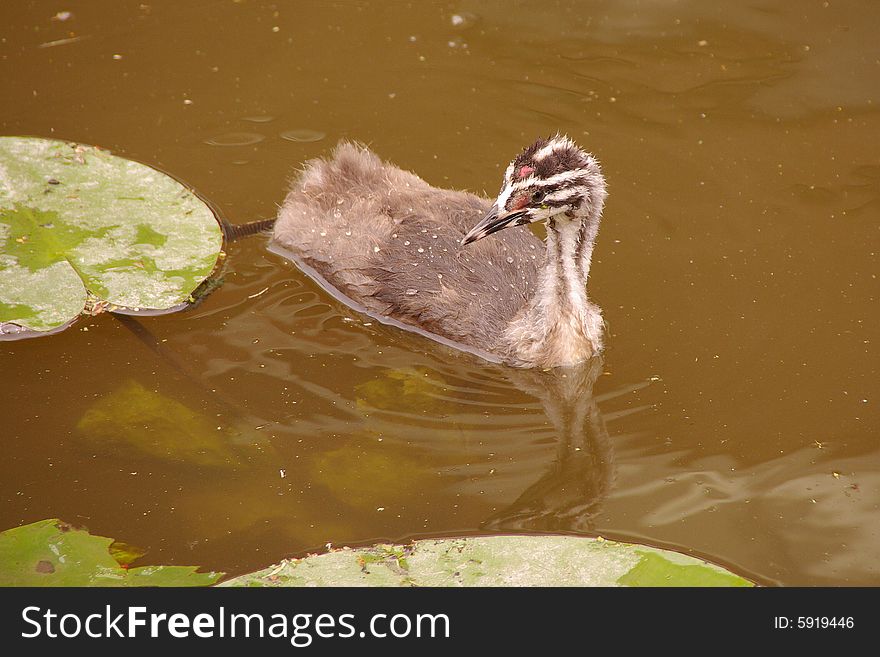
[272,137,606,368]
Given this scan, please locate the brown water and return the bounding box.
[2,1,878,585]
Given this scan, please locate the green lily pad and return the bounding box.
[220,536,753,587]
[0,519,222,586]
[616,549,748,587]
[0,136,223,337]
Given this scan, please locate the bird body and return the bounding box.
[273,137,606,368]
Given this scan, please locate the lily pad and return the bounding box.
[0,519,222,586]
[0,136,223,337]
[220,536,753,587]
[76,379,264,467]
[355,367,449,414]
[311,438,433,511]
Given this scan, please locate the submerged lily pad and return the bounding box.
[0,519,222,586]
[220,536,753,587]
[0,136,223,337]
[311,438,433,511]
[77,379,263,467]
[355,367,449,414]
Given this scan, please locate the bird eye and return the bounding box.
[531,190,545,203]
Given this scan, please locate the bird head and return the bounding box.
[461,135,606,246]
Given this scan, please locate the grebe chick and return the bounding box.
[272,135,607,368]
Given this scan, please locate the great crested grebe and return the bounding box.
[272,135,607,368]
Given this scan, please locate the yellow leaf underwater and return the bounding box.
[77,379,263,467]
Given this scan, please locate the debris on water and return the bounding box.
[450,13,477,29]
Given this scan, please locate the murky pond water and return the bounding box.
[2,1,878,585]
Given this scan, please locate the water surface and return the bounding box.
[2,1,878,585]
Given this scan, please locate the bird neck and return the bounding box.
[541,213,597,320]
[502,211,602,368]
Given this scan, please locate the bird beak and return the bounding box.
[460,204,529,246]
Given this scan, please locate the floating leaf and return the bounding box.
[220,536,753,587]
[616,550,750,587]
[0,136,223,337]
[0,519,222,586]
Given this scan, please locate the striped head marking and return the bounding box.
[461,135,607,246]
